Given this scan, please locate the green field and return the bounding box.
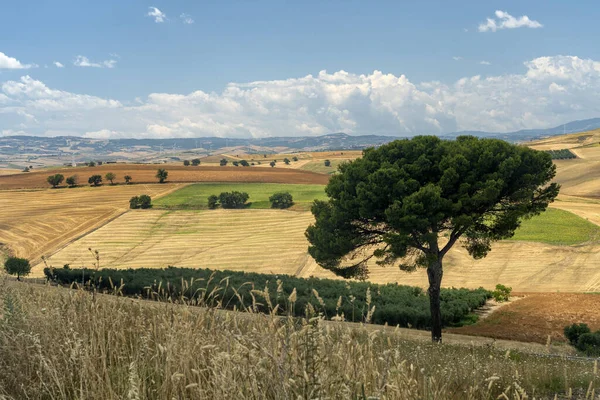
[299,159,348,174]
[511,208,600,245]
[154,183,327,210]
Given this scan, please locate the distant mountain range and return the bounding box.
[2,118,600,163]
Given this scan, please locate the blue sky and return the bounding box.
[2,1,600,138]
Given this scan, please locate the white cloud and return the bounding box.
[452,56,462,61]
[4,55,600,138]
[0,52,34,69]
[53,61,64,68]
[147,7,166,23]
[180,13,194,24]
[480,61,492,65]
[73,55,117,68]
[479,10,543,32]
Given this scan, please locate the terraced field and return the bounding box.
[0,184,180,264]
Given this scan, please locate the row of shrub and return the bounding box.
[207,191,294,209]
[47,173,134,188]
[44,266,491,329]
[545,149,577,160]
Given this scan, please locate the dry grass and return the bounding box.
[0,278,598,399]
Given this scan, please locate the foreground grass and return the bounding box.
[510,208,600,245]
[153,183,326,210]
[1,278,599,399]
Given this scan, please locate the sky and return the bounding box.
[2,0,600,139]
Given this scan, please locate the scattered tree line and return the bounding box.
[183,159,201,166]
[44,266,491,329]
[545,149,577,160]
[208,191,250,209]
[46,169,166,188]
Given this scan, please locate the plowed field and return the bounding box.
[0,164,329,190]
[449,293,600,344]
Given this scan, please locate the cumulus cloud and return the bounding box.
[73,55,117,68]
[147,7,166,23]
[3,55,600,138]
[452,56,462,61]
[0,52,34,69]
[180,13,194,24]
[53,61,64,68]
[479,10,543,32]
[480,61,492,65]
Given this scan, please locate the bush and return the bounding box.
[577,332,600,356]
[88,161,96,167]
[130,195,152,209]
[88,175,102,186]
[124,175,132,184]
[183,160,190,166]
[283,158,290,165]
[564,323,591,346]
[232,161,239,167]
[4,257,31,281]
[220,159,228,166]
[191,159,201,166]
[270,161,276,167]
[269,192,294,209]
[240,160,249,167]
[492,284,512,302]
[292,156,298,162]
[207,195,219,209]
[66,175,77,187]
[44,266,491,329]
[324,159,331,167]
[47,174,64,188]
[218,191,249,209]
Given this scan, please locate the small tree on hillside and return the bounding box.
[240,160,250,167]
[183,160,190,166]
[66,175,77,188]
[191,158,201,166]
[270,161,276,168]
[88,175,102,186]
[232,161,239,167]
[220,158,228,166]
[269,192,294,209]
[283,158,291,165]
[124,175,132,184]
[4,257,31,281]
[292,156,299,162]
[156,169,168,183]
[47,174,64,188]
[105,172,116,185]
[88,161,96,167]
[306,136,560,343]
[324,159,331,167]
[130,195,152,209]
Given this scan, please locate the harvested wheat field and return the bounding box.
[0,184,180,264]
[34,206,600,292]
[0,164,329,190]
[32,209,320,277]
[450,293,600,344]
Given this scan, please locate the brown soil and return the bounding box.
[449,292,600,344]
[0,164,330,190]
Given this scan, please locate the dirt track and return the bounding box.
[0,164,330,190]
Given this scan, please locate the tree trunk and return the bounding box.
[427,258,443,343]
